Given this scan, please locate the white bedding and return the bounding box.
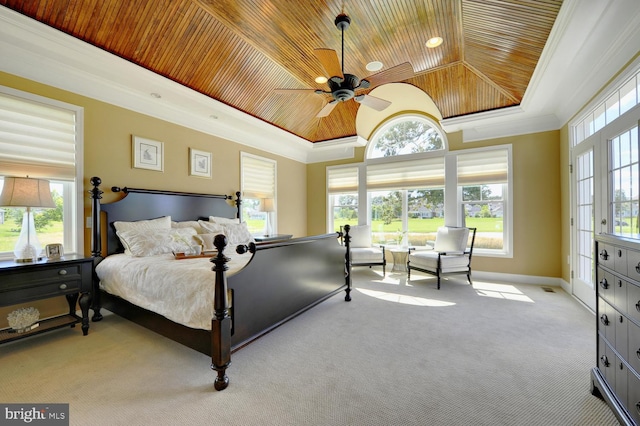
[95,252,251,330]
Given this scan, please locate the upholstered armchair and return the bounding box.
[344,224,386,275]
[407,227,476,289]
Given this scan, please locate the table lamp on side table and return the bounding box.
[0,176,56,262]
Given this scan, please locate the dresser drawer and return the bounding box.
[629,321,640,374]
[599,297,616,343]
[629,371,640,425]
[598,243,617,270]
[629,283,640,324]
[598,267,616,306]
[599,335,617,387]
[628,249,640,282]
[2,263,84,286]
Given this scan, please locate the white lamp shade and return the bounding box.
[0,177,56,208]
[260,198,275,212]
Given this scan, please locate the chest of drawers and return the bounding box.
[594,234,640,426]
[0,255,92,344]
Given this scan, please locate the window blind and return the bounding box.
[457,148,509,185]
[327,166,358,193]
[0,92,76,179]
[366,157,445,190]
[241,153,276,199]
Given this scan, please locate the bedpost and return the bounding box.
[89,177,104,322]
[210,234,232,391]
[234,191,242,221]
[343,224,352,302]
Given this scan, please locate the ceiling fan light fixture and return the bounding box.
[366,61,383,72]
[315,76,328,84]
[426,37,443,48]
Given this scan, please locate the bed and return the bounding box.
[88,177,353,390]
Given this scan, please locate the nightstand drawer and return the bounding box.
[2,279,83,305]
[3,264,84,285]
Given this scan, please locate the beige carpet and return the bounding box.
[0,270,620,426]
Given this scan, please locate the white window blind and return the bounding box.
[241,153,276,199]
[0,92,76,179]
[366,157,445,190]
[457,148,509,185]
[327,166,358,194]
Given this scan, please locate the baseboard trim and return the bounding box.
[472,270,566,287]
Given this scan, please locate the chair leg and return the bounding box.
[467,271,472,284]
[437,274,441,290]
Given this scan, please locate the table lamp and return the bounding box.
[259,198,275,236]
[0,176,56,262]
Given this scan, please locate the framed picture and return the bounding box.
[132,136,164,172]
[189,148,212,178]
[45,243,64,259]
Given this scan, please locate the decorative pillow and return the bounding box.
[194,233,217,251]
[116,227,197,257]
[171,220,205,234]
[220,222,255,245]
[113,216,171,234]
[433,227,469,253]
[347,225,371,248]
[209,216,240,224]
[198,220,225,234]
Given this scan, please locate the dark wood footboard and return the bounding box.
[89,177,352,391]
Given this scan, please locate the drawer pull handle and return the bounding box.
[636,402,640,416]
[58,269,67,276]
[617,249,622,257]
[600,355,610,367]
[636,262,640,274]
[636,349,640,360]
[599,278,609,289]
[59,283,67,290]
[618,279,623,288]
[636,301,640,312]
[619,315,624,323]
[600,249,609,260]
[600,314,609,326]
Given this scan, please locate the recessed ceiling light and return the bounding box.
[150,92,161,98]
[366,61,383,72]
[315,76,328,84]
[426,37,443,48]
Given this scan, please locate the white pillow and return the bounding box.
[433,227,469,253]
[220,222,255,245]
[116,227,197,257]
[194,233,217,251]
[198,220,225,234]
[347,225,371,248]
[209,216,240,224]
[171,220,205,234]
[113,216,171,234]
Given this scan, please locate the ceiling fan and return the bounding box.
[275,13,414,118]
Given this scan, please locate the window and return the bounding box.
[327,166,359,233]
[609,125,639,236]
[573,66,640,146]
[240,152,276,235]
[457,148,510,253]
[0,87,83,259]
[327,113,513,257]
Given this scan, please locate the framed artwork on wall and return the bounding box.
[189,148,212,178]
[132,135,164,172]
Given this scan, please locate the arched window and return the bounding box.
[367,114,446,159]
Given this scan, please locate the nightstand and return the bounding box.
[0,255,92,344]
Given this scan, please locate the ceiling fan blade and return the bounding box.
[354,94,391,112]
[316,100,338,118]
[313,48,344,80]
[364,62,414,88]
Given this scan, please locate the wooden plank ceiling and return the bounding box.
[0,0,562,143]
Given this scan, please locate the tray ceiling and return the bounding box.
[0,0,562,143]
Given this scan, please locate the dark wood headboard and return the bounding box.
[89,177,241,256]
